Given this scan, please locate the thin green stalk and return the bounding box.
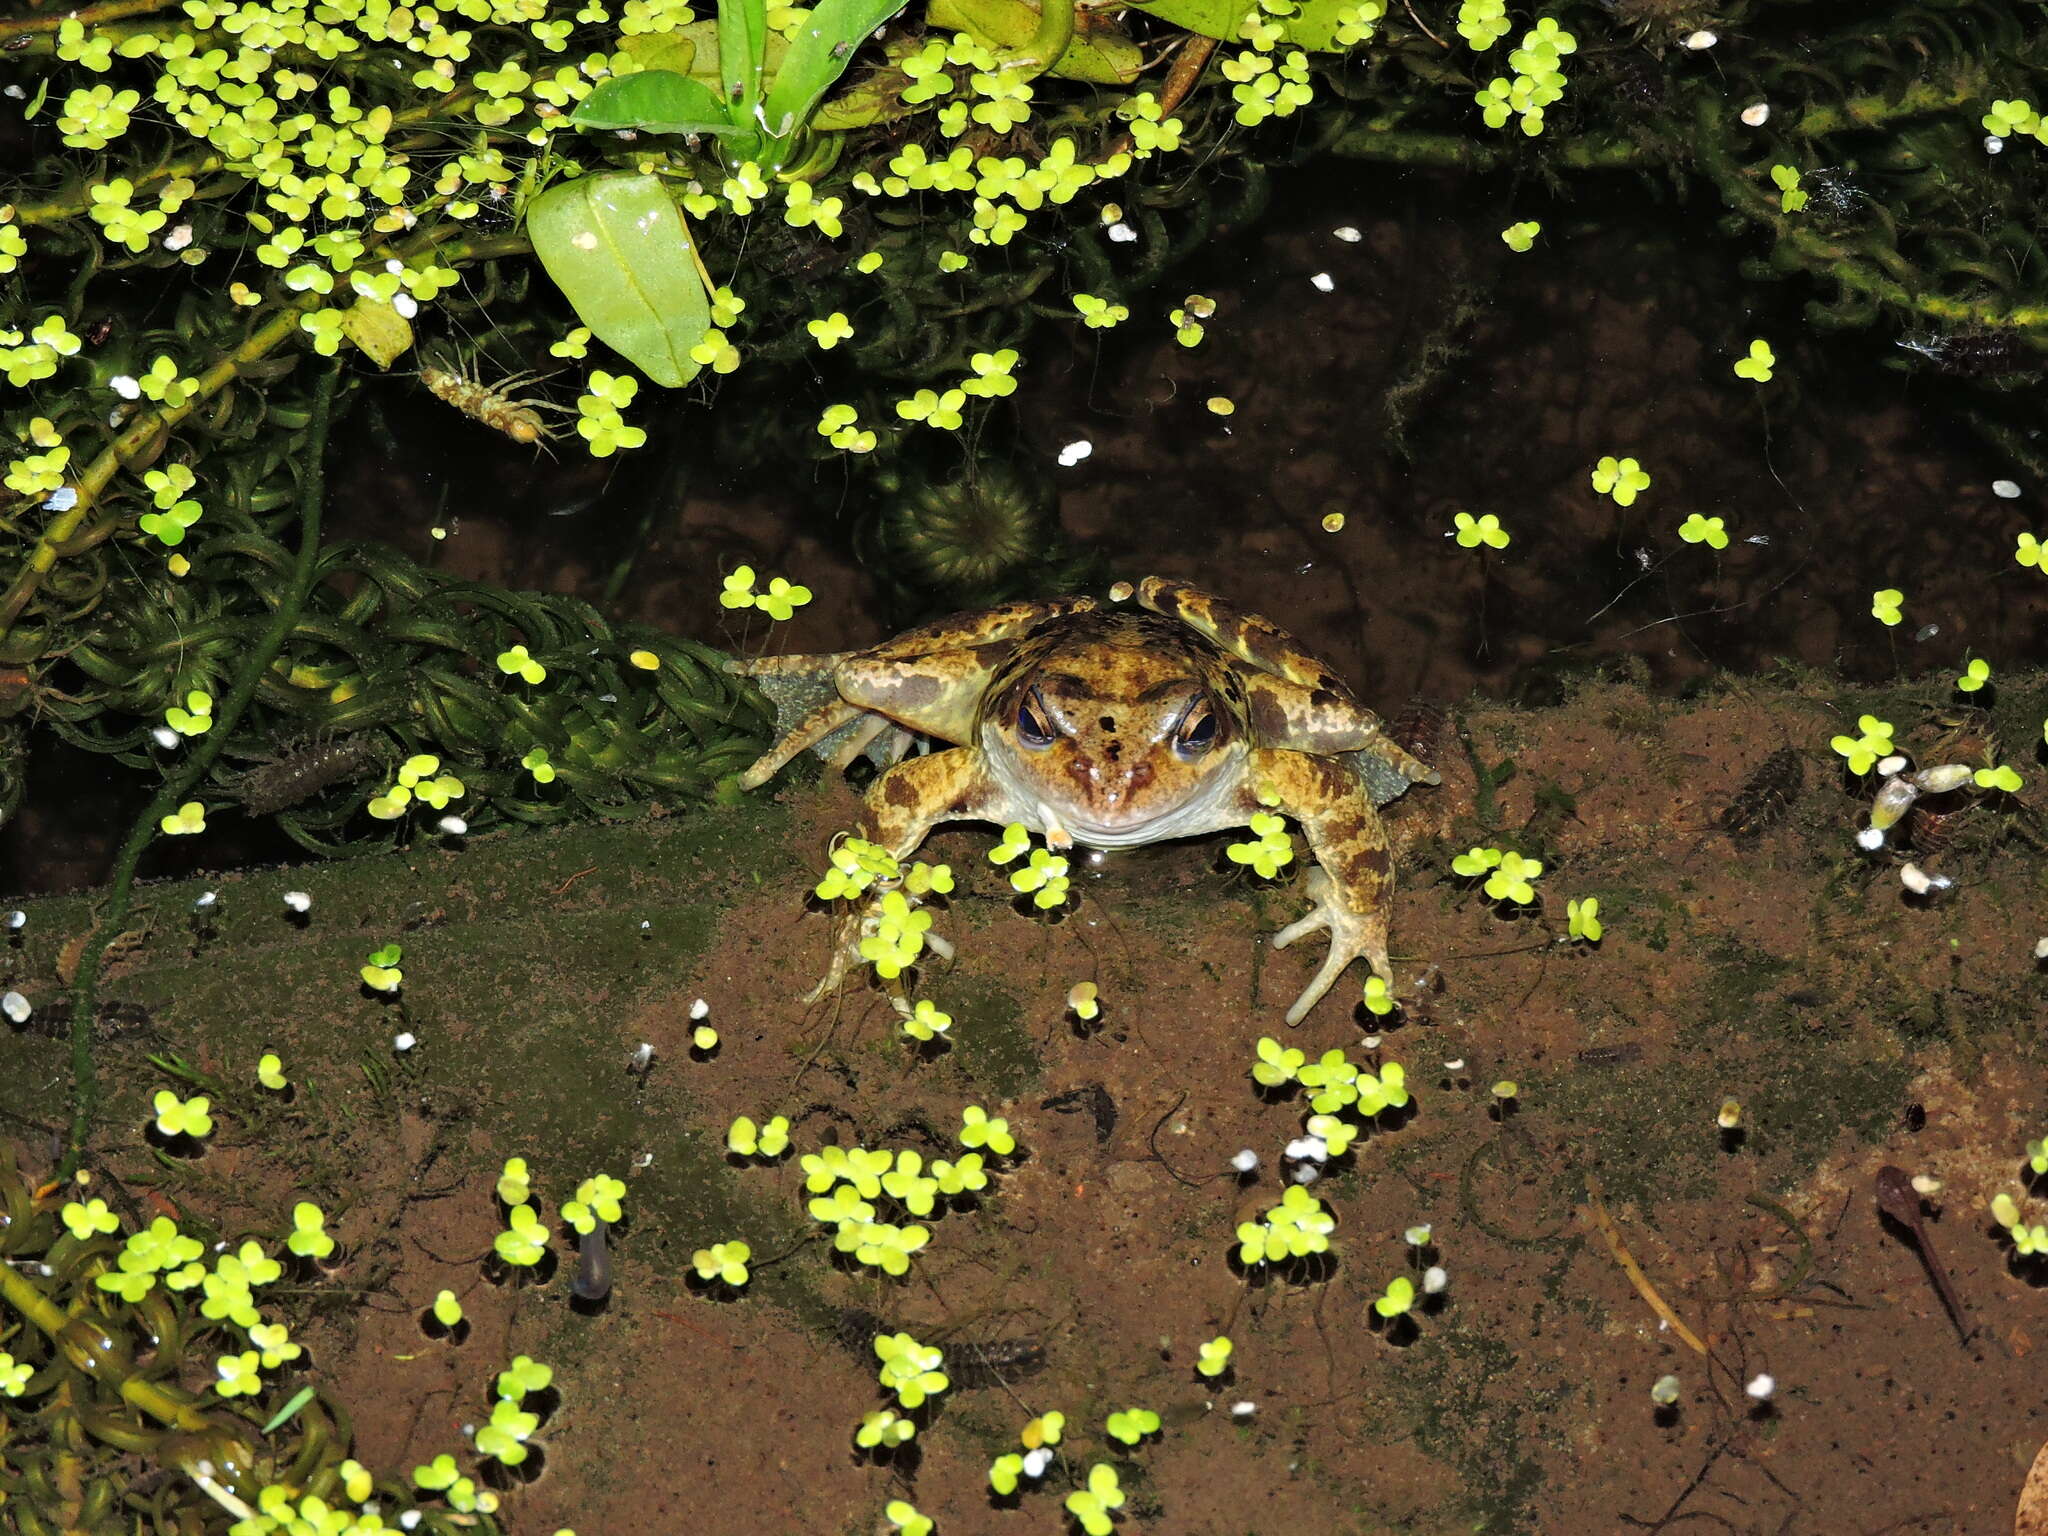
[60,362,340,1180]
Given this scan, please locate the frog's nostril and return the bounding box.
[1099,716,1116,732]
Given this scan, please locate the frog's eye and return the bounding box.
[1015,690,1055,749]
[1173,698,1219,759]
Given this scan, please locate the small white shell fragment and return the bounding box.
[164,224,193,252]
[1992,479,2021,498]
[1740,102,1770,127]
[1899,863,1953,897]
[437,815,467,834]
[1231,1148,1259,1172]
[689,998,711,1020]
[1442,1057,1465,1071]
[1855,826,1886,850]
[43,487,76,512]
[283,891,311,912]
[151,727,181,750]
[1986,135,2005,154]
[1286,1136,1328,1163]
[393,1032,417,1052]
[1230,1400,1257,1418]
[110,375,141,401]
[1106,222,1137,244]
[4,910,23,930]
[1310,271,1334,293]
[193,891,218,910]
[1422,1265,1448,1293]
[1057,440,1093,467]
[1682,29,1717,48]
[1022,1448,1052,1477]
[1745,1373,1775,1401]
[1291,1163,1321,1185]
[1333,226,1362,242]
[1875,754,1908,778]
[1912,763,1973,794]
[1911,1173,1941,1196]
[2034,936,2048,960]
[1,991,29,1024]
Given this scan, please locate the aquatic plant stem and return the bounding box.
[59,363,340,1181]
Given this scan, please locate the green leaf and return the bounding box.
[260,1385,317,1435]
[761,0,911,143]
[1127,0,1360,49]
[928,0,1141,81]
[526,172,710,389]
[718,0,768,115]
[618,31,698,74]
[571,69,743,134]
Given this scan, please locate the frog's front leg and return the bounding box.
[1246,748,1396,1026]
[803,748,1026,1005]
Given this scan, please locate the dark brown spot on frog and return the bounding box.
[1343,840,1392,887]
[888,673,942,711]
[1310,688,1343,713]
[884,774,918,809]
[1248,690,1291,743]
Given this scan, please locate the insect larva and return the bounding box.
[419,363,568,445]
[235,733,388,816]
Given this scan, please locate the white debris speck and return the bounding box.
[2,86,22,99]
[1286,1136,1327,1163]
[1875,754,1908,777]
[1682,29,1717,48]
[630,1042,654,1071]
[1230,1148,1259,1173]
[1855,826,1885,851]
[690,997,711,1020]
[1,992,29,1024]
[1022,1448,1053,1477]
[1106,222,1137,244]
[2034,936,2048,960]
[437,815,466,834]
[1230,1400,1256,1418]
[1911,1173,1941,1196]
[151,726,181,750]
[1057,440,1093,467]
[4,911,22,930]
[632,1150,655,1169]
[1423,1265,1448,1294]
[283,891,311,913]
[386,258,405,274]
[393,1032,416,1052]
[1309,271,1334,293]
[1291,1163,1321,1185]
[393,294,419,320]
[1740,102,1770,127]
[1745,1373,1775,1400]
[1404,1224,1432,1246]
[1333,226,1361,243]
[1442,1058,1465,1072]
[43,487,76,512]
[1992,479,2021,498]
[109,375,141,401]
[400,1513,422,1531]
[193,891,217,910]
[164,224,194,252]
[1362,1034,1381,1050]
[1986,136,2005,154]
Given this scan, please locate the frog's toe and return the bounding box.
[1272,870,1390,1025]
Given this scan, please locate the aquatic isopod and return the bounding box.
[234,733,388,816]
[420,361,569,445]
[1714,746,1803,841]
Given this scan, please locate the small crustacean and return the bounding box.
[233,733,389,817]
[1714,745,1804,842]
[419,358,571,445]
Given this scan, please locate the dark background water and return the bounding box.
[7,156,2037,893]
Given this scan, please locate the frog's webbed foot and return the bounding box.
[1270,867,1391,1026]
[800,900,935,1017]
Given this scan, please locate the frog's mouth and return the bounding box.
[987,740,1247,851]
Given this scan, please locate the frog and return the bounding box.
[729,576,1440,1025]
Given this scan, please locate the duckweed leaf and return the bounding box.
[526,172,708,389]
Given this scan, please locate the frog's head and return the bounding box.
[981,618,1246,848]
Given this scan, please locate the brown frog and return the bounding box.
[731,577,1438,1024]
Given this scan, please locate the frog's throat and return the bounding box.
[983,732,1249,851]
